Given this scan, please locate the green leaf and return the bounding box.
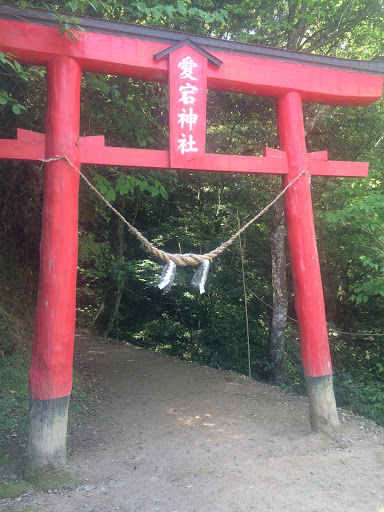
[87,1,97,10]
[105,188,116,202]
[177,2,187,15]
[12,104,21,115]
[165,5,175,17]
[18,72,29,81]
[204,14,214,23]
[119,184,129,195]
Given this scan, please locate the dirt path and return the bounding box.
[3,331,384,511]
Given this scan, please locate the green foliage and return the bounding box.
[0,52,30,115]
[92,169,169,203]
[320,159,384,304]
[0,480,34,500]
[15,0,229,35]
[334,371,384,425]
[0,310,16,356]
[0,349,29,445]
[24,465,74,490]
[54,12,88,40]
[0,52,29,82]
[130,0,228,28]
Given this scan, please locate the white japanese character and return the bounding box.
[178,56,198,80]
[178,134,198,154]
[179,83,199,105]
[178,108,198,130]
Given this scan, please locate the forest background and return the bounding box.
[1,0,384,446]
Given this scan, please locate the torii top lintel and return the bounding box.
[0,4,383,107]
[0,5,383,178]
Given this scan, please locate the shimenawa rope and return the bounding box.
[39,155,309,266]
[42,155,383,333]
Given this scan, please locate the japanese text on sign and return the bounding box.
[177,56,199,154]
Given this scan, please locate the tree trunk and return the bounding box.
[95,274,124,338]
[94,194,126,338]
[269,194,288,384]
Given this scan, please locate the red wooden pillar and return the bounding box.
[276,92,340,436]
[27,56,81,473]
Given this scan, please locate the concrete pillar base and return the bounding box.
[305,375,341,439]
[26,396,70,479]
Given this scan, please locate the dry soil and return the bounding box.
[2,331,384,511]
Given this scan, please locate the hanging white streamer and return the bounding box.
[191,260,210,294]
[158,261,177,290]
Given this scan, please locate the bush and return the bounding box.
[333,370,384,425]
[0,310,16,356]
[0,349,30,448]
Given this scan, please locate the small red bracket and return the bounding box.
[78,135,105,146]
[17,128,45,142]
[262,146,367,177]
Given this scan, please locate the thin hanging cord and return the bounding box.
[246,286,384,339]
[116,305,119,343]
[238,213,251,379]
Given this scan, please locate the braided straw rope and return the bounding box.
[40,155,309,266]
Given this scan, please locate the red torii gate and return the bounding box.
[0,5,383,474]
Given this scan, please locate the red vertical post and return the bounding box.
[27,56,81,475]
[276,92,340,437]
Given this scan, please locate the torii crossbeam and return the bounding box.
[0,4,383,475]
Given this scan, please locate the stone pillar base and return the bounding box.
[305,375,341,439]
